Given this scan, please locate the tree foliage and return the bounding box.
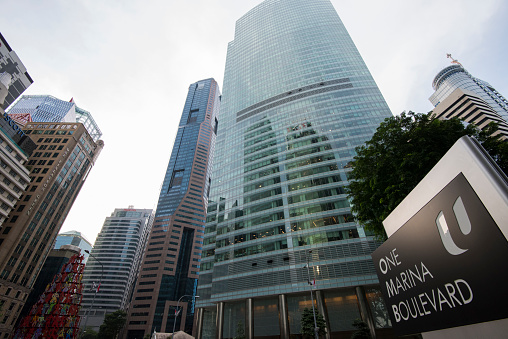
[234,320,246,339]
[98,310,127,339]
[301,307,327,338]
[350,319,371,339]
[347,111,508,239]
[82,327,98,339]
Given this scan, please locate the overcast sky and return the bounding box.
[2,0,507,244]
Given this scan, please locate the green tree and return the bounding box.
[350,319,370,339]
[347,111,508,239]
[82,327,98,339]
[98,310,127,339]
[234,320,246,339]
[301,307,327,338]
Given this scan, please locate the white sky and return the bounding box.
[1,0,507,244]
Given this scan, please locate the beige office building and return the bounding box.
[0,122,103,336]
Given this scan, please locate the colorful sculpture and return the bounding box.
[13,254,85,339]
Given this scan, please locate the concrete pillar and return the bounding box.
[316,290,331,339]
[356,286,376,339]
[216,302,225,339]
[246,298,254,339]
[195,308,204,339]
[278,294,290,339]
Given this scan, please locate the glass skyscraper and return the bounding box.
[195,0,393,338]
[430,64,508,123]
[53,230,92,263]
[125,79,220,338]
[7,95,103,142]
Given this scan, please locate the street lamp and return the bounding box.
[81,249,104,337]
[173,295,200,334]
[305,250,319,339]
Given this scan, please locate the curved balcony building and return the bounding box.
[430,64,508,123]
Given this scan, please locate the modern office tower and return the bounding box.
[54,230,93,263]
[15,244,81,327]
[7,95,103,142]
[432,88,508,140]
[0,33,33,109]
[80,207,153,333]
[0,121,103,336]
[125,79,220,339]
[0,112,36,228]
[195,1,393,338]
[430,62,508,123]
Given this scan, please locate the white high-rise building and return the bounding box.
[80,207,153,333]
[430,63,508,123]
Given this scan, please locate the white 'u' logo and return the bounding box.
[435,196,471,255]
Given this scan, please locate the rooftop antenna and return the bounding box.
[446,53,462,66]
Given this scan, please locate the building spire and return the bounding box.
[446,53,462,66]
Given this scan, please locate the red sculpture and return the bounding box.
[13,254,85,339]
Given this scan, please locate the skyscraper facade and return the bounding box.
[80,207,153,332]
[54,230,93,263]
[430,64,508,122]
[195,0,393,338]
[0,32,33,109]
[125,79,220,338]
[0,121,103,336]
[7,95,103,142]
[431,88,508,140]
[0,112,35,228]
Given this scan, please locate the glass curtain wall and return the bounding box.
[197,0,392,336]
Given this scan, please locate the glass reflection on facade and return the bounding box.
[7,95,103,142]
[196,0,392,337]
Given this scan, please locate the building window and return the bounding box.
[169,170,184,188]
